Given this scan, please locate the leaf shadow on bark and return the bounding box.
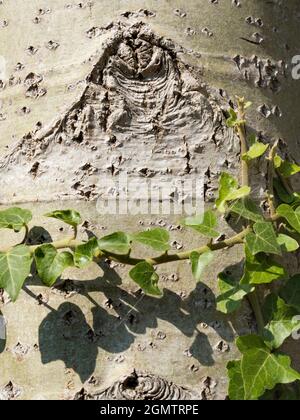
[22,256,251,383]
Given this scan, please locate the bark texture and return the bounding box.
[0,0,299,400]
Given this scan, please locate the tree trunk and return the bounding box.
[0,0,299,400]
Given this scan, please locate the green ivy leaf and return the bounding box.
[274,155,300,178]
[263,294,300,349]
[184,211,220,238]
[274,178,300,205]
[0,207,32,232]
[227,360,245,400]
[228,335,300,400]
[34,244,74,287]
[248,134,257,146]
[229,108,237,119]
[190,251,214,282]
[216,272,254,314]
[0,245,32,301]
[129,261,162,296]
[45,209,82,227]
[277,204,300,233]
[98,232,131,255]
[277,234,299,253]
[226,108,246,127]
[291,199,300,210]
[133,228,170,252]
[241,246,286,285]
[236,334,265,352]
[216,172,251,213]
[245,222,282,256]
[280,274,300,312]
[260,383,300,401]
[243,141,269,161]
[74,237,99,268]
[229,197,264,222]
[226,108,238,127]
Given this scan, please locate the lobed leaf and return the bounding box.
[129,261,162,297]
[277,204,300,233]
[227,361,245,400]
[34,244,74,287]
[243,141,269,161]
[190,251,214,282]
[263,294,300,349]
[98,232,131,255]
[184,210,219,238]
[133,228,170,252]
[229,197,264,222]
[260,383,300,401]
[241,246,286,285]
[245,222,282,256]
[274,178,300,205]
[74,237,99,268]
[226,108,238,127]
[226,108,246,128]
[277,234,299,253]
[216,172,251,213]
[274,155,300,178]
[0,207,32,232]
[45,209,82,227]
[216,272,254,314]
[0,245,32,301]
[280,274,300,312]
[228,334,300,400]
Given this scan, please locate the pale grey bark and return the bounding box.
[0,0,299,400]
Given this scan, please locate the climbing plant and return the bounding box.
[1,98,300,400]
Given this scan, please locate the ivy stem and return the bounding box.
[237,98,249,187]
[20,224,29,245]
[24,228,251,265]
[236,97,265,335]
[99,227,250,266]
[28,237,82,254]
[248,292,265,335]
[98,228,251,266]
[267,141,279,220]
[276,170,294,197]
[72,225,78,240]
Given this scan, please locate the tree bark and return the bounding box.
[0,0,299,400]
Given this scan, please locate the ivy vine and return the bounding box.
[1,98,300,400]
